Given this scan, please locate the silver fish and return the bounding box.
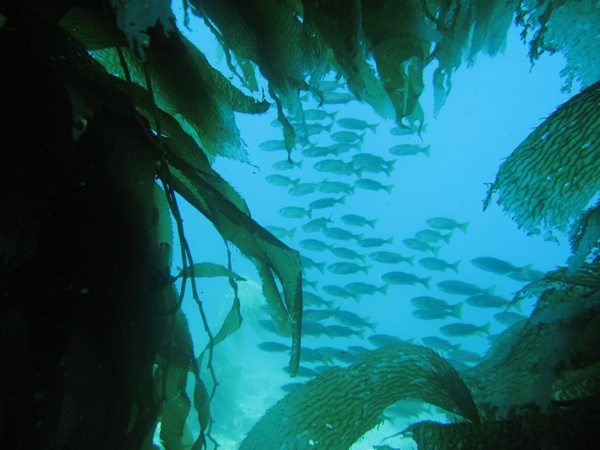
[327,262,371,275]
[337,118,379,133]
[440,322,490,337]
[425,217,469,233]
[437,280,494,296]
[369,251,414,265]
[340,214,377,229]
[418,257,460,273]
[388,144,430,157]
[381,271,430,288]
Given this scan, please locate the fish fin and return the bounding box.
[453,342,462,352]
[359,131,366,142]
[356,141,363,152]
[431,246,440,257]
[380,284,389,295]
[369,322,378,333]
[317,262,326,274]
[385,165,394,177]
[369,123,380,133]
[385,184,394,194]
[330,111,338,120]
[460,221,469,233]
[422,277,431,289]
[339,195,346,205]
[369,219,377,229]
[325,299,335,310]
[422,145,431,157]
[349,185,356,195]
[357,328,366,339]
[297,160,303,169]
[359,254,367,263]
[453,303,463,320]
[363,265,373,274]
[487,286,496,295]
[307,208,313,219]
[519,264,532,280]
[443,232,452,245]
[482,322,491,335]
[289,227,297,240]
[451,261,460,273]
[407,255,415,266]
[387,236,395,245]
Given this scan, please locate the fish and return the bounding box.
[309,195,346,210]
[313,159,360,176]
[325,325,364,339]
[303,290,334,309]
[300,255,326,274]
[259,139,288,151]
[333,350,360,364]
[318,80,346,92]
[437,280,495,296]
[322,227,362,241]
[357,237,394,247]
[329,142,361,154]
[415,229,452,244]
[317,179,355,194]
[471,257,530,276]
[280,382,303,393]
[440,322,491,337]
[265,174,300,187]
[302,217,333,233]
[351,153,395,177]
[494,311,528,326]
[302,277,318,290]
[447,349,482,363]
[410,296,461,316]
[390,124,420,136]
[305,122,333,135]
[257,319,286,336]
[304,108,338,120]
[412,309,460,320]
[421,336,460,353]
[418,257,460,273]
[425,217,469,233]
[340,214,377,229]
[304,309,337,321]
[344,282,388,300]
[327,262,371,275]
[270,118,284,128]
[282,365,316,378]
[322,284,355,300]
[465,294,511,309]
[299,238,333,252]
[505,268,544,282]
[368,334,406,348]
[369,251,414,265]
[265,225,296,240]
[302,320,328,337]
[288,182,318,196]
[330,246,367,262]
[331,130,366,143]
[348,345,370,355]
[322,91,356,104]
[302,146,337,158]
[337,117,380,133]
[279,206,312,219]
[355,178,394,194]
[381,271,430,288]
[299,346,330,364]
[388,144,430,157]
[334,309,378,331]
[272,158,303,171]
[258,341,291,353]
[402,238,440,256]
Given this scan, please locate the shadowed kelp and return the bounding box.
[240,342,479,449]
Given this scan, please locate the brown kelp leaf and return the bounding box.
[211,296,243,347]
[240,342,478,450]
[165,151,302,376]
[177,262,245,281]
[160,393,191,450]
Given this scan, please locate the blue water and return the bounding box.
[172,15,576,450]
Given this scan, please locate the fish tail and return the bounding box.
[329,111,338,120]
[369,123,380,133]
[369,219,377,229]
[357,328,366,339]
[307,208,313,219]
[406,255,415,266]
[317,262,326,274]
[422,277,431,289]
[481,322,491,335]
[451,261,460,273]
[356,141,363,152]
[431,246,440,257]
[422,145,431,157]
[453,342,461,352]
[387,236,395,245]
[369,322,378,333]
[453,303,463,320]
[339,195,347,205]
[362,265,373,274]
[325,299,335,310]
[359,131,366,142]
[289,227,297,240]
[380,283,389,295]
[296,159,303,169]
[460,221,469,233]
[325,122,333,133]
[443,232,452,245]
[486,285,496,295]
[385,184,394,194]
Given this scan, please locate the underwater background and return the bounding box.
[171,10,580,450]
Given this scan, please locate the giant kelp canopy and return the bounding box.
[1,0,599,449]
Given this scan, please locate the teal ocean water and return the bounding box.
[173,15,578,450]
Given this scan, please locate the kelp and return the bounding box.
[485,80,600,237]
[240,342,479,449]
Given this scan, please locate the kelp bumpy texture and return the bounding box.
[1,0,600,449]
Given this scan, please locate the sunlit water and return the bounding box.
[170,9,577,449]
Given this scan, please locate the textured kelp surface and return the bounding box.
[240,342,479,449]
